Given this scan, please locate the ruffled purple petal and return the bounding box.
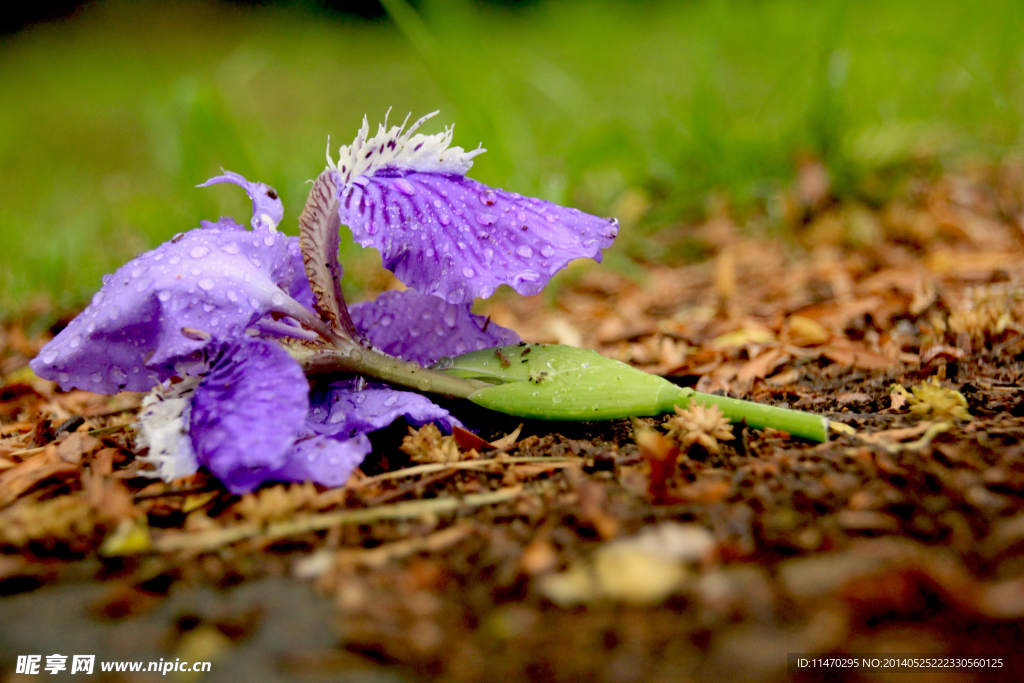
[307,379,459,439]
[31,220,303,393]
[199,171,284,232]
[189,339,309,494]
[274,434,371,488]
[351,289,519,366]
[336,169,618,304]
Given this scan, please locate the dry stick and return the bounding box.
[353,456,581,488]
[153,485,524,553]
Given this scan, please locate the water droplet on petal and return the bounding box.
[462,266,475,278]
[443,307,458,327]
[384,395,398,407]
[516,245,534,259]
[454,341,467,354]
[380,314,393,327]
[263,234,276,246]
[221,242,240,255]
[227,290,238,302]
[439,214,451,226]
[541,246,555,258]
[546,213,557,223]
[110,366,128,384]
[42,349,59,364]
[198,279,215,291]
[131,265,146,278]
[478,190,496,206]
[394,178,417,195]
[476,213,497,226]
[190,246,210,259]
[92,291,105,305]
[446,288,466,304]
[58,372,69,383]
[69,335,82,349]
[90,372,102,384]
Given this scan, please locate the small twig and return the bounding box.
[133,486,219,501]
[6,423,132,459]
[354,456,580,488]
[152,485,524,553]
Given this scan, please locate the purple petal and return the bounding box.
[189,339,309,494]
[31,220,303,393]
[351,289,519,366]
[274,434,371,488]
[307,379,459,439]
[286,235,317,312]
[199,171,284,232]
[336,169,618,303]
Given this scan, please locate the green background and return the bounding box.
[1,0,1021,315]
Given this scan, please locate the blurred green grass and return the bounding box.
[1,0,1021,316]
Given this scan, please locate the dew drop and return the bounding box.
[443,307,458,327]
[263,234,276,246]
[90,372,103,384]
[221,242,240,255]
[546,213,557,223]
[454,341,467,354]
[42,349,59,364]
[462,266,475,278]
[384,395,398,407]
[517,211,527,222]
[476,213,497,226]
[541,246,555,258]
[198,279,215,291]
[189,246,210,259]
[329,412,345,424]
[58,372,70,383]
[69,335,82,349]
[110,366,128,384]
[350,350,363,362]
[227,290,238,302]
[439,214,451,226]
[516,245,534,259]
[169,255,181,265]
[446,288,466,304]
[380,314,393,327]
[394,178,417,195]
[478,190,496,206]
[92,291,105,305]
[131,265,146,278]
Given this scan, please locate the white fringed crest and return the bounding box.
[135,376,201,482]
[327,111,486,183]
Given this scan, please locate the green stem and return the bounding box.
[287,341,488,398]
[667,387,829,442]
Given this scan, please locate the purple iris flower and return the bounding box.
[30,113,617,493]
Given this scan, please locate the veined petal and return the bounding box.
[307,379,459,439]
[337,169,618,303]
[31,219,306,393]
[198,171,284,232]
[351,289,519,366]
[189,339,309,494]
[274,434,371,488]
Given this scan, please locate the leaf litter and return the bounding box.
[3,163,1024,681]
